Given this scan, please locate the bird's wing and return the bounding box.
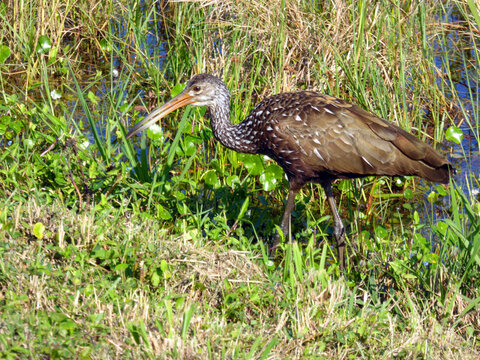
[349,103,449,169]
[271,94,427,178]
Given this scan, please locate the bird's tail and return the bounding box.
[418,162,454,184]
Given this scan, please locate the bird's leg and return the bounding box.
[271,181,301,251]
[323,182,346,269]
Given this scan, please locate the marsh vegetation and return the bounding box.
[0,0,479,358]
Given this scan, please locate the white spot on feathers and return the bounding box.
[313,148,324,161]
[362,156,374,168]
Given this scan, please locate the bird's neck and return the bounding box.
[208,102,260,154]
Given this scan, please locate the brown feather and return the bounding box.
[256,92,452,185]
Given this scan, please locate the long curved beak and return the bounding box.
[126,91,195,139]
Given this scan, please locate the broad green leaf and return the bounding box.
[390,261,417,279]
[404,188,413,199]
[435,221,448,236]
[36,35,52,54]
[156,204,172,220]
[240,154,264,175]
[209,158,222,174]
[151,271,160,287]
[435,184,448,196]
[160,260,172,280]
[203,170,219,187]
[184,135,200,156]
[427,191,438,203]
[171,83,185,97]
[0,44,10,63]
[259,172,277,191]
[100,39,112,52]
[337,179,351,191]
[147,123,163,140]
[59,318,77,331]
[445,126,463,144]
[375,226,388,239]
[413,211,420,223]
[265,164,283,181]
[115,263,129,271]
[226,174,240,188]
[33,222,45,239]
[87,91,100,105]
[160,259,168,272]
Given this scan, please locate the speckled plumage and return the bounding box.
[127,73,453,269]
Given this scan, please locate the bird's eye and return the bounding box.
[193,86,201,92]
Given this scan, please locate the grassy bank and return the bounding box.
[1,0,479,358]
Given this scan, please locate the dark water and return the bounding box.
[434,8,479,197]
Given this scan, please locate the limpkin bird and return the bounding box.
[127,74,452,269]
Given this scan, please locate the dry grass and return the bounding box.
[172,1,428,89]
[1,198,478,358]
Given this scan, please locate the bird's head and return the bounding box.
[126,74,229,139]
